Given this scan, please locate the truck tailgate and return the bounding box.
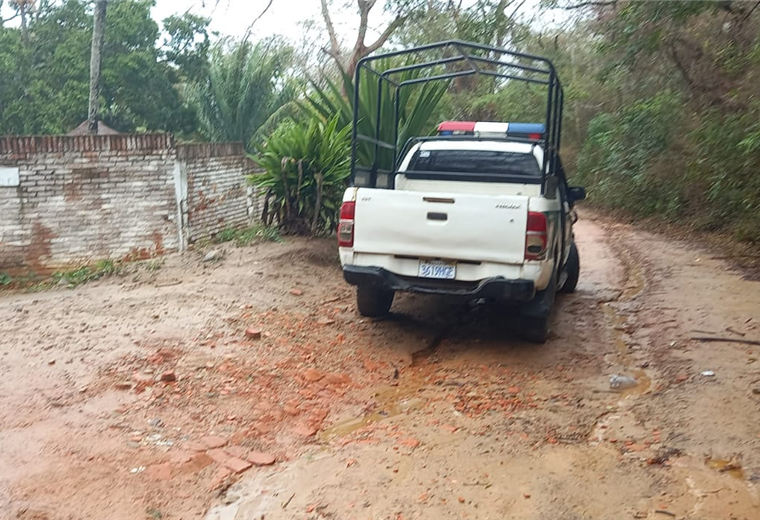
[353,189,528,265]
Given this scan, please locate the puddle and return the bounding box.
[603,304,652,396]
[319,381,426,441]
[706,458,745,480]
[621,260,646,301]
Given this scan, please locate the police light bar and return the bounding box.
[437,121,545,140]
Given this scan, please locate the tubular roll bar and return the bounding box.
[349,40,564,189]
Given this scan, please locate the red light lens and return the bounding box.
[437,121,477,132]
[528,133,543,140]
[527,212,547,232]
[338,201,356,247]
[525,212,547,260]
[340,201,355,220]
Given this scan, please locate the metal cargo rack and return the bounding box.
[350,40,564,189]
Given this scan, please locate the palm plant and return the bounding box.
[187,39,297,148]
[302,59,448,172]
[252,116,352,236]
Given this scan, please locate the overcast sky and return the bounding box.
[2,0,566,45]
[153,0,389,43]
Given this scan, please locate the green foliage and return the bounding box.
[144,258,165,271]
[686,108,760,241]
[186,39,298,149]
[567,3,760,243]
[574,91,685,218]
[52,259,121,287]
[162,13,211,84]
[252,116,352,236]
[0,272,42,291]
[214,227,238,243]
[302,60,448,171]
[0,0,197,135]
[234,224,283,246]
[214,223,283,246]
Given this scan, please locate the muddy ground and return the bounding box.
[1,215,759,520]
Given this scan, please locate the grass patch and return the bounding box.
[213,224,282,246]
[0,272,45,291]
[51,259,121,288]
[145,258,165,271]
[214,227,238,243]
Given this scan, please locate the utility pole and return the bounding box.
[87,0,107,135]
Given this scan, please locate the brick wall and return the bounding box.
[179,143,253,244]
[0,135,261,274]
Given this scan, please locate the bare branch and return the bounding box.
[561,1,617,10]
[242,0,274,41]
[364,13,408,55]
[320,45,342,65]
[743,0,760,20]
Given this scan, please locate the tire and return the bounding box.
[356,286,394,317]
[519,271,556,344]
[559,241,580,294]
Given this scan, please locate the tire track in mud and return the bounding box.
[590,221,760,519]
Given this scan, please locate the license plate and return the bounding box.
[419,260,456,280]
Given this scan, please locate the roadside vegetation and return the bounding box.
[1,0,757,245]
[0,259,122,291]
[213,224,282,246]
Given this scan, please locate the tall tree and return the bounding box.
[162,12,211,84]
[320,0,424,78]
[87,0,106,134]
[0,0,197,135]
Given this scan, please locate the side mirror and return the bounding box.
[568,186,586,203]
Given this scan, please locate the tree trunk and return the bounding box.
[88,0,108,135]
[321,0,408,85]
[19,0,29,45]
[310,173,324,236]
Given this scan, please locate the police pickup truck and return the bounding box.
[337,42,585,342]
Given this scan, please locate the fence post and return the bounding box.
[173,160,188,252]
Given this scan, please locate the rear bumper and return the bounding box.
[343,265,535,301]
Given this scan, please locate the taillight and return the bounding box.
[525,211,547,260]
[338,201,355,247]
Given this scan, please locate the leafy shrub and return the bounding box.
[574,91,686,217]
[252,116,351,236]
[574,90,760,243]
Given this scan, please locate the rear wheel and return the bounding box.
[559,241,580,294]
[356,286,394,317]
[519,270,557,344]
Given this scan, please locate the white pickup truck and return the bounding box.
[338,121,585,342]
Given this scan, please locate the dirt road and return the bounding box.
[1,215,759,520]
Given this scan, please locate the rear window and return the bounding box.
[407,149,540,178]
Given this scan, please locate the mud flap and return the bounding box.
[521,272,557,319]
